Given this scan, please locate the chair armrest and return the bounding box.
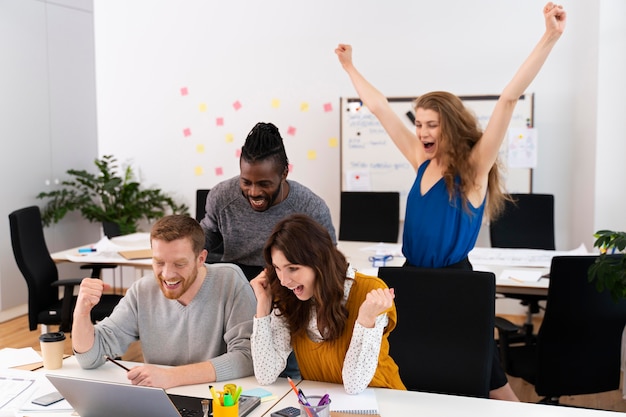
[81,263,117,278]
[50,278,84,332]
[494,316,521,334]
[51,278,85,287]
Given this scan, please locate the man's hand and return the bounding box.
[74,278,108,317]
[127,364,176,389]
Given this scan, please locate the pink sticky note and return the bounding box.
[288,164,293,173]
[235,148,242,158]
[180,87,188,96]
[215,167,224,176]
[323,102,333,112]
[216,117,224,126]
[233,101,242,111]
[287,126,296,136]
[183,128,192,137]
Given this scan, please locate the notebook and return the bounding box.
[46,374,260,417]
[118,248,153,260]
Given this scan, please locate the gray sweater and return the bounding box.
[200,177,336,266]
[75,263,256,381]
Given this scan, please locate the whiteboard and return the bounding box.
[340,95,534,219]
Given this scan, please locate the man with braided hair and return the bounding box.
[200,122,336,281]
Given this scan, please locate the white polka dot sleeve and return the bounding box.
[251,310,292,385]
[342,313,388,394]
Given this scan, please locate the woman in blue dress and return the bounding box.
[336,2,566,401]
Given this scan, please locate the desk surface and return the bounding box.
[336,240,550,296]
[31,356,293,417]
[52,237,566,296]
[21,357,622,417]
[51,233,152,267]
[277,380,623,417]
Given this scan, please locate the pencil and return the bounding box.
[104,355,131,371]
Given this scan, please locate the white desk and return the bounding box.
[275,380,624,416]
[337,240,551,297]
[28,356,294,417]
[50,233,152,268]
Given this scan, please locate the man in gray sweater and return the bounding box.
[72,215,255,389]
[200,122,336,280]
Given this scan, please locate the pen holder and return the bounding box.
[368,254,393,267]
[212,399,238,417]
[300,395,331,417]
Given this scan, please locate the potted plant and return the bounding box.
[588,229,626,301]
[37,155,189,236]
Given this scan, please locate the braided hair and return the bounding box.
[240,122,289,172]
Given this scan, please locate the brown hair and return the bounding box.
[414,91,509,220]
[263,214,349,341]
[150,214,205,256]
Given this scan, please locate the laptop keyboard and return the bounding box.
[178,407,203,417]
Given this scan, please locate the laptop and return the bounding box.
[46,374,261,417]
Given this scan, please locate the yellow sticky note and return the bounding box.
[307,150,317,160]
[194,166,203,176]
[328,137,338,148]
[300,102,310,112]
[225,133,234,143]
[271,98,280,109]
[199,103,207,112]
[196,144,205,153]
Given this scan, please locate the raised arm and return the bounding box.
[472,2,566,181]
[335,44,422,170]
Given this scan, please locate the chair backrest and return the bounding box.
[534,255,626,397]
[195,189,211,222]
[489,193,555,250]
[8,206,60,330]
[377,266,495,398]
[338,191,400,243]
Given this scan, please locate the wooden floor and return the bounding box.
[1,314,625,412]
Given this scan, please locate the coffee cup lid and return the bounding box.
[39,331,66,342]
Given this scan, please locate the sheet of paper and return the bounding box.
[469,243,589,268]
[0,348,42,369]
[499,269,543,283]
[359,243,403,257]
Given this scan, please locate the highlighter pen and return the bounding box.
[209,385,219,403]
[104,355,130,371]
[232,385,243,403]
[222,393,235,407]
[78,247,97,253]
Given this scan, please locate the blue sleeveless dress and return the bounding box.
[402,160,485,268]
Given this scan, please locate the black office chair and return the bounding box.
[496,256,626,404]
[195,189,211,222]
[196,189,225,263]
[9,206,122,333]
[338,191,400,243]
[378,266,495,398]
[490,193,555,343]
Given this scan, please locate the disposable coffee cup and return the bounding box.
[39,331,66,370]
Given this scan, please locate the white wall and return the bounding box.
[92,0,623,253]
[594,0,626,235]
[0,0,101,315]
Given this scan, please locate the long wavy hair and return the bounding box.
[263,214,350,341]
[414,91,509,220]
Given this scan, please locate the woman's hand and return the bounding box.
[335,43,354,70]
[250,269,273,318]
[357,287,395,328]
[543,3,566,37]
